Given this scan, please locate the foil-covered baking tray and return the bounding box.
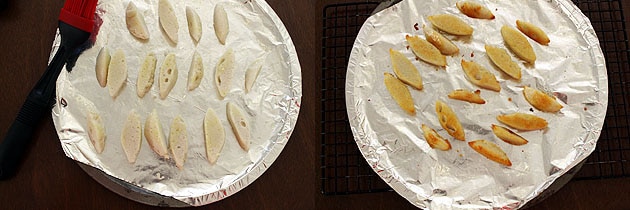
[50,0,301,206]
[345,0,607,209]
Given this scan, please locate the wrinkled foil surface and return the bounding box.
[50,0,301,206]
[346,0,607,209]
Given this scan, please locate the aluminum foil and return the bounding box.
[345,0,607,209]
[50,0,301,206]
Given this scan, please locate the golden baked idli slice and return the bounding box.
[405,35,446,67]
[491,124,528,146]
[468,140,512,166]
[461,60,501,92]
[522,86,563,112]
[428,14,473,36]
[423,25,459,55]
[435,100,465,141]
[485,45,521,80]
[497,113,548,131]
[384,73,415,115]
[501,25,536,64]
[389,48,423,89]
[447,89,485,104]
[421,124,452,151]
[456,1,495,20]
[516,20,550,45]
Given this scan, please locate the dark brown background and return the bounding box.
[0,0,629,209]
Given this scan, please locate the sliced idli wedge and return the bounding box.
[405,35,446,67]
[227,102,251,151]
[497,113,548,131]
[214,4,229,45]
[169,116,188,169]
[428,14,473,36]
[516,20,550,45]
[87,111,106,154]
[158,0,178,44]
[522,86,563,113]
[144,109,169,159]
[421,124,452,151]
[389,48,423,89]
[95,47,110,87]
[502,25,536,64]
[485,45,521,80]
[121,110,142,163]
[435,100,465,141]
[468,140,512,166]
[491,124,528,146]
[461,60,501,92]
[204,108,225,164]
[383,73,415,115]
[456,1,495,19]
[107,49,127,98]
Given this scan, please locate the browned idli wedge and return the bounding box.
[389,48,423,89]
[491,124,528,146]
[421,124,452,151]
[523,86,563,112]
[169,116,188,169]
[405,35,446,67]
[497,113,548,131]
[468,140,512,166]
[144,109,169,159]
[204,108,225,164]
[456,1,495,19]
[516,20,550,45]
[227,102,251,151]
[428,14,473,36]
[461,60,501,92]
[383,73,415,115]
[435,100,465,141]
[423,25,459,55]
[121,110,142,164]
[447,89,485,104]
[485,45,521,80]
[501,25,536,64]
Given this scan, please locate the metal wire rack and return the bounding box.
[320,0,630,195]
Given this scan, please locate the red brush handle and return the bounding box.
[58,0,98,33]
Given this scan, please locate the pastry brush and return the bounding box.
[0,0,98,180]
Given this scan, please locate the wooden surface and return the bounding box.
[0,0,628,209]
